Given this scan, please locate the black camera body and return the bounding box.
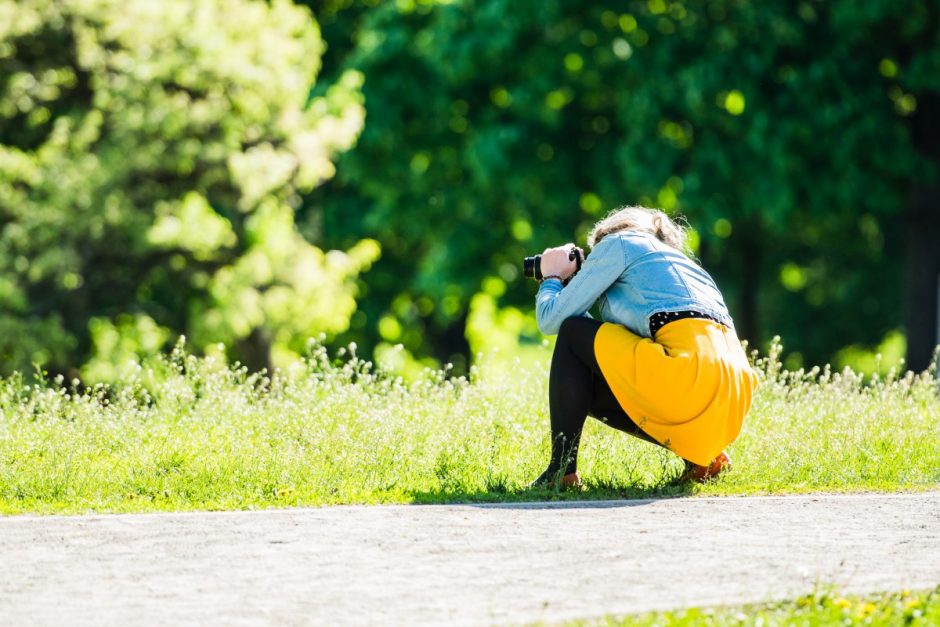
[523,248,583,283]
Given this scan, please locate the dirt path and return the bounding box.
[1,493,938,626]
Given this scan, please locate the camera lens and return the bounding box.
[522,255,541,280]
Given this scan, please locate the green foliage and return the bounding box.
[305,0,939,372]
[83,312,171,382]
[1,0,938,378]
[835,329,907,378]
[576,586,940,626]
[0,0,378,376]
[0,339,937,515]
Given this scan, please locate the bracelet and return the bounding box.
[539,274,563,284]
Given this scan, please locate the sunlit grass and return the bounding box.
[0,338,937,515]
[568,585,940,626]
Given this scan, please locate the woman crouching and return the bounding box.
[531,206,759,489]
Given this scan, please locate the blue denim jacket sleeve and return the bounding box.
[535,236,624,335]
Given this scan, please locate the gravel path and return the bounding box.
[1,492,938,626]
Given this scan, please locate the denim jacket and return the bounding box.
[535,230,735,337]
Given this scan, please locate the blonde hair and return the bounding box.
[587,205,689,253]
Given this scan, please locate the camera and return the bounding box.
[523,248,583,283]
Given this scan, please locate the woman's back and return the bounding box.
[598,231,733,337]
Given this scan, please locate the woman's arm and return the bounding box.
[535,236,625,335]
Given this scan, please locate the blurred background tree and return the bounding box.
[0,0,378,379]
[1,0,937,380]
[304,0,938,375]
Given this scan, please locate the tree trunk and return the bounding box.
[902,185,940,373]
[430,308,471,379]
[736,218,762,349]
[237,326,274,374]
[903,91,940,373]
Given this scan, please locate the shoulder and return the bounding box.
[596,231,662,260]
[586,233,627,264]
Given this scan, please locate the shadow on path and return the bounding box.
[404,481,694,510]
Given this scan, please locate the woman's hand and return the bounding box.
[541,243,584,281]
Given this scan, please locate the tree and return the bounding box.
[304,0,937,372]
[830,1,940,372]
[0,0,379,378]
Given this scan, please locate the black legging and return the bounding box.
[547,316,663,475]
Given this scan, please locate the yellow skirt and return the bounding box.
[593,318,759,466]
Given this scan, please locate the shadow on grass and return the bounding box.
[404,481,695,509]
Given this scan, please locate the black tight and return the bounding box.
[547,316,662,475]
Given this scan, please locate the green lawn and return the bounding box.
[568,586,940,626]
[0,340,938,514]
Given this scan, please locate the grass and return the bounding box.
[0,338,938,514]
[567,585,940,626]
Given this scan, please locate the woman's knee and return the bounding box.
[557,316,577,341]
